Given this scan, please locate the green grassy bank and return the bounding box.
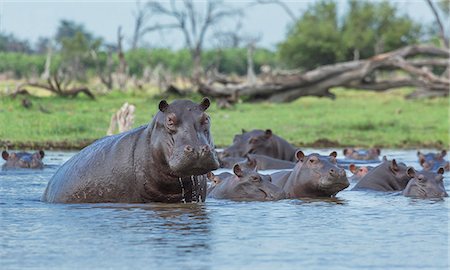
[0,87,448,150]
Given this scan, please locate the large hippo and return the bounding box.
[417,150,450,171]
[219,129,297,161]
[219,154,295,170]
[348,164,373,182]
[270,151,349,198]
[42,98,220,203]
[206,163,285,201]
[2,150,45,170]
[343,148,380,161]
[402,167,448,198]
[352,157,414,192]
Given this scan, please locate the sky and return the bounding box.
[0,0,439,50]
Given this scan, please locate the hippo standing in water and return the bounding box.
[348,164,373,182]
[270,151,349,198]
[352,157,414,192]
[42,98,220,203]
[417,150,450,172]
[2,150,45,170]
[219,154,295,170]
[219,129,297,161]
[402,167,448,198]
[343,148,380,161]
[207,163,285,201]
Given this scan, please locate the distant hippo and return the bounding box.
[2,150,45,170]
[352,157,414,192]
[348,164,373,182]
[42,98,220,203]
[403,167,448,198]
[343,148,380,161]
[207,163,285,201]
[271,151,349,198]
[417,150,450,172]
[219,154,295,170]
[219,129,297,161]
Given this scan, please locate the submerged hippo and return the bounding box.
[417,150,450,172]
[348,164,373,182]
[343,148,380,161]
[42,98,220,203]
[2,150,45,170]
[402,167,448,198]
[207,163,285,201]
[352,157,413,192]
[219,154,295,170]
[219,129,297,161]
[270,151,349,198]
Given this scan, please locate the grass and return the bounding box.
[0,87,448,149]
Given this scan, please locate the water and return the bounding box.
[1,149,449,269]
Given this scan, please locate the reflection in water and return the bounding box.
[0,150,449,269]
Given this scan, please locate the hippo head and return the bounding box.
[418,150,448,171]
[380,156,414,189]
[343,148,380,160]
[349,164,372,181]
[151,98,219,176]
[219,129,257,158]
[2,150,45,169]
[243,129,274,156]
[290,151,349,197]
[403,167,448,198]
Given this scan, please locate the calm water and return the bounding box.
[1,149,449,270]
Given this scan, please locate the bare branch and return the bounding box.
[425,0,449,48]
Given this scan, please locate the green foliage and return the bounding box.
[279,0,423,69]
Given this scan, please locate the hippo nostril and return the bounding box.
[184,145,194,153]
[339,169,346,177]
[329,169,336,176]
[201,145,210,153]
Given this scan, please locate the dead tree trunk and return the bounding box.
[107,102,136,135]
[199,45,449,102]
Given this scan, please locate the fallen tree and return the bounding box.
[198,44,449,102]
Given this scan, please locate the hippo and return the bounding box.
[2,150,45,170]
[402,167,448,198]
[270,151,349,198]
[352,157,414,192]
[417,150,450,172]
[219,154,295,170]
[206,163,285,201]
[343,148,380,161]
[219,129,297,161]
[348,164,373,182]
[42,98,220,203]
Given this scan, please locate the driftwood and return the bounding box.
[107,102,136,135]
[199,45,450,102]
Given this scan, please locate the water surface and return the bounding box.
[1,149,448,269]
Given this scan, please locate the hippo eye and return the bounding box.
[251,176,260,182]
[417,176,426,182]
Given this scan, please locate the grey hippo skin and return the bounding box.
[2,150,45,170]
[343,148,380,161]
[219,129,297,161]
[402,167,448,198]
[219,154,295,170]
[271,151,349,198]
[348,164,373,182]
[417,150,450,172]
[207,163,285,201]
[352,157,413,192]
[42,98,219,203]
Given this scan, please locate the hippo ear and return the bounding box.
[417,151,421,156]
[295,150,305,162]
[241,129,247,134]
[343,149,348,155]
[437,167,445,175]
[206,172,215,181]
[329,151,337,158]
[233,164,244,177]
[349,164,357,174]
[199,97,210,111]
[382,156,388,162]
[376,148,381,155]
[2,151,9,160]
[390,159,399,172]
[246,157,257,170]
[441,150,447,158]
[419,156,426,166]
[38,150,45,159]
[406,167,416,178]
[264,129,272,138]
[158,100,169,112]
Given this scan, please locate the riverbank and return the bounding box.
[1,87,448,150]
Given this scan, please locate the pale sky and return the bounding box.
[0,0,438,50]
